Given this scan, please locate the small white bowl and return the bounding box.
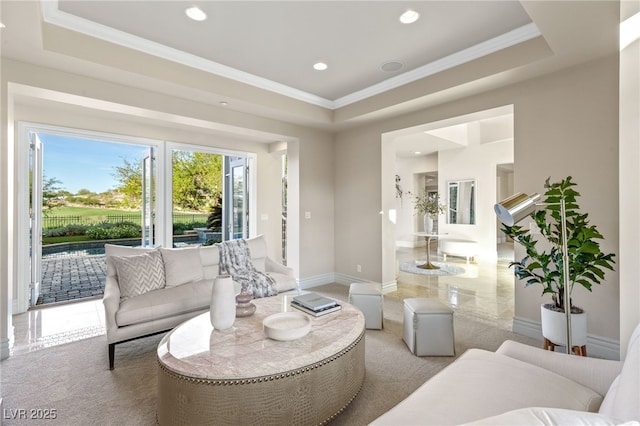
[263,312,312,341]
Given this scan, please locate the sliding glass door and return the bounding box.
[224,156,249,240]
[18,122,255,310]
[29,133,43,306]
[170,148,222,246]
[141,147,156,247]
[170,149,249,246]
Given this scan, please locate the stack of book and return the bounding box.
[291,293,342,316]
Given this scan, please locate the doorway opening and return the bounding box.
[496,163,515,263]
[384,104,516,328]
[30,131,154,306]
[19,122,252,310]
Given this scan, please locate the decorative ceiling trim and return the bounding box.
[333,23,540,109]
[40,1,335,108]
[42,1,540,111]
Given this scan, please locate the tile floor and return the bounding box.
[9,244,516,356]
[391,244,515,330]
[10,298,106,356]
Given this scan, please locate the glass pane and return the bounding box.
[232,165,245,239]
[141,150,154,247]
[171,149,222,246]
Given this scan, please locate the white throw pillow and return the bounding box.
[160,247,204,287]
[111,249,165,299]
[105,244,154,277]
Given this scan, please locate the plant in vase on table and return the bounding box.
[409,190,446,234]
[500,176,616,354]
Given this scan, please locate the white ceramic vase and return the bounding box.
[423,214,434,234]
[540,303,587,347]
[210,275,236,330]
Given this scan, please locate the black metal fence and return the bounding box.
[42,212,207,229]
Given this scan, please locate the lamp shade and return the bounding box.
[494,192,541,226]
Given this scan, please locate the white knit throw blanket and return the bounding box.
[217,239,278,298]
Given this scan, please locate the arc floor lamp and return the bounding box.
[494,192,573,355]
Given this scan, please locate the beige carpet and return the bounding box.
[1,283,540,425]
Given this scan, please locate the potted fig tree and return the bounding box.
[501,176,616,351]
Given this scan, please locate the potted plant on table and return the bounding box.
[409,191,446,234]
[500,176,616,352]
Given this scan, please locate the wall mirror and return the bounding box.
[448,179,476,224]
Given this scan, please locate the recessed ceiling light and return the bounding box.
[185,6,207,21]
[399,9,420,24]
[219,101,228,107]
[414,151,421,155]
[313,62,328,71]
[0,22,6,29]
[381,61,403,73]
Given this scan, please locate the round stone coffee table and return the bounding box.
[156,294,366,425]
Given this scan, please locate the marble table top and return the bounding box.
[157,293,365,380]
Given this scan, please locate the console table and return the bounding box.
[156,294,366,425]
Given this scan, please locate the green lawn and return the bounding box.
[47,206,207,222]
[44,235,92,244]
[42,206,208,244]
[48,206,136,216]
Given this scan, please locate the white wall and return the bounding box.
[394,154,438,247]
[0,31,630,360]
[512,57,619,345]
[334,126,383,284]
[0,59,337,324]
[619,0,640,357]
[0,63,15,359]
[337,55,620,346]
[438,137,514,263]
[496,165,514,243]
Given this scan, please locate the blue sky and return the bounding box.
[38,133,149,194]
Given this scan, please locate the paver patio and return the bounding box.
[39,253,107,305]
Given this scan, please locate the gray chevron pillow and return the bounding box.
[111,249,166,300]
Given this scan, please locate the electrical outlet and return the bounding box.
[357,264,362,273]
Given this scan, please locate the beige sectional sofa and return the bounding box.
[371,322,640,425]
[103,235,297,369]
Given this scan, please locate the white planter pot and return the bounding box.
[210,275,236,330]
[423,215,433,234]
[540,303,587,347]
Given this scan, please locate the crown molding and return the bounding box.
[41,1,335,109]
[42,1,540,111]
[333,23,541,109]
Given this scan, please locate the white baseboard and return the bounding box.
[513,316,620,360]
[334,273,395,292]
[333,273,371,286]
[381,279,397,292]
[298,273,373,290]
[297,273,337,290]
[396,240,418,248]
[0,337,11,361]
[298,273,395,296]
[512,316,542,339]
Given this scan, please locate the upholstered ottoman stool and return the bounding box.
[348,283,383,329]
[403,298,454,356]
